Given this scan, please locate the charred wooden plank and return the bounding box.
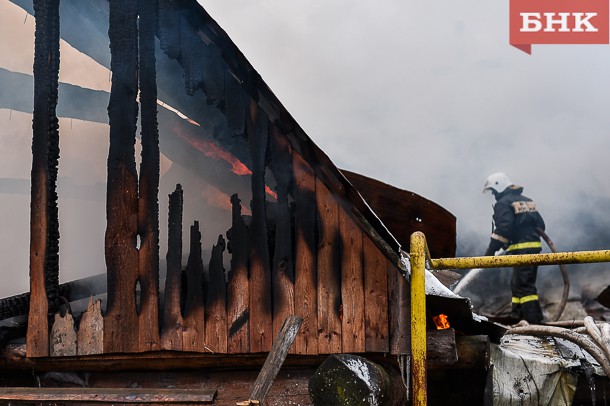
[50,313,77,357]
[293,152,318,355]
[248,316,303,403]
[363,237,389,353]
[388,260,410,355]
[227,194,250,353]
[137,0,161,353]
[315,179,342,354]
[0,387,217,404]
[77,298,104,356]
[27,0,61,358]
[161,184,184,351]
[205,235,228,353]
[247,100,272,353]
[339,211,365,353]
[182,221,206,352]
[269,125,295,344]
[104,0,140,354]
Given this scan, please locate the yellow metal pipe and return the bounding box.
[410,231,427,406]
[431,250,610,270]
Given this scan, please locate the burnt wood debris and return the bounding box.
[12,0,459,361]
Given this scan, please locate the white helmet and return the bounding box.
[483,172,513,194]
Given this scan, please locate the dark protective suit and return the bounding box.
[484,185,546,323]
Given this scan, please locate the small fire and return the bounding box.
[433,314,450,330]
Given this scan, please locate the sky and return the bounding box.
[1,0,610,298]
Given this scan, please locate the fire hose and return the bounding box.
[536,228,570,322]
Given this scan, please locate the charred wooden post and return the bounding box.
[161,184,184,350]
[315,179,342,354]
[27,0,61,358]
[247,100,272,352]
[183,221,206,351]
[339,213,365,353]
[227,194,250,353]
[293,152,318,355]
[269,126,295,342]
[363,238,389,353]
[104,0,140,353]
[389,264,410,355]
[136,0,161,352]
[205,235,228,353]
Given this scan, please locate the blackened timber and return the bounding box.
[247,100,272,353]
[104,0,140,354]
[161,185,184,351]
[205,235,228,353]
[269,125,295,344]
[27,0,61,358]
[137,0,161,352]
[158,0,181,60]
[339,211,365,353]
[183,221,206,351]
[315,179,342,354]
[227,194,249,353]
[293,152,318,355]
[388,260,410,355]
[363,237,389,353]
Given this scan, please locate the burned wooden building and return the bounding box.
[0,0,475,404]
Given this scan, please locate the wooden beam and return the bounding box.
[161,185,184,351]
[339,211,365,353]
[104,0,140,354]
[27,0,61,359]
[426,328,458,367]
[248,316,303,403]
[0,387,217,404]
[293,152,318,355]
[205,235,228,353]
[136,0,161,353]
[363,237,389,353]
[227,194,250,353]
[247,100,272,353]
[315,179,342,354]
[182,221,206,352]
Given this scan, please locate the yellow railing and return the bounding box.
[409,231,610,406]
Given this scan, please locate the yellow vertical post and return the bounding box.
[410,231,427,405]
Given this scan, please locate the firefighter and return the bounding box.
[483,172,545,324]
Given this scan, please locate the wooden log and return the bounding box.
[426,328,458,367]
[269,125,295,344]
[136,0,161,353]
[0,387,217,404]
[363,236,389,353]
[293,152,318,355]
[161,185,184,351]
[248,316,303,403]
[27,0,61,359]
[182,221,206,352]
[315,179,342,354]
[104,0,140,354]
[205,235,228,353]
[247,100,272,353]
[388,260,410,355]
[339,211,365,353]
[77,298,103,356]
[227,194,250,353]
[50,312,77,357]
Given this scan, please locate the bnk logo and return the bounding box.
[509,0,609,54]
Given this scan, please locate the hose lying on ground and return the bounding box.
[508,316,610,377]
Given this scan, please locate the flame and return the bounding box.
[433,314,450,330]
